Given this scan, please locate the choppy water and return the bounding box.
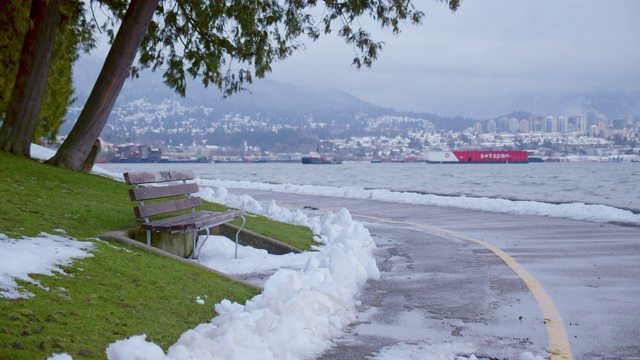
[101,161,640,213]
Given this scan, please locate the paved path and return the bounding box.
[231,189,640,359]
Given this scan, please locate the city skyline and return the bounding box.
[79,1,640,119]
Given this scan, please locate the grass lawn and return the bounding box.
[0,150,317,359]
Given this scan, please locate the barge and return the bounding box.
[426,151,529,164]
[301,153,340,164]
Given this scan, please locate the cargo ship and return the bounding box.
[302,145,341,164]
[301,153,340,164]
[425,151,529,164]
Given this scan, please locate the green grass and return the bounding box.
[1,241,258,358]
[0,151,317,359]
[0,151,315,246]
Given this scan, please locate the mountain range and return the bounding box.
[63,56,639,138]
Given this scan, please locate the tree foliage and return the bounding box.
[0,1,29,115]
[50,0,459,171]
[36,2,95,142]
[92,0,459,98]
[48,0,161,171]
[0,1,94,143]
[0,0,62,156]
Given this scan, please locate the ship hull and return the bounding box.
[302,156,330,164]
[426,151,529,164]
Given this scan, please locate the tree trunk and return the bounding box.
[0,0,60,157]
[47,0,159,171]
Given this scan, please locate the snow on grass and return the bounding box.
[0,233,94,299]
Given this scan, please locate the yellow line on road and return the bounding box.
[351,213,574,360]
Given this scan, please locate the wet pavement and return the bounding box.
[230,189,640,359]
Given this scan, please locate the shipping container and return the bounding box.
[425,151,529,164]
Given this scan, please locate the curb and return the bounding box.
[97,229,262,290]
[218,223,302,255]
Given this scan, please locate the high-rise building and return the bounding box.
[507,118,519,133]
[586,110,599,127]
[474,122,483,134]
[611,118,627,129]
[486,119,497,133]
[576,115,587,133]
[496,117,509,132]
[530,117,542,132]
[518,119,530,133]
[557,116,568,134]
[543,116,557,134]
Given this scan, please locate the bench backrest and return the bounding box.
[123,170,202,220]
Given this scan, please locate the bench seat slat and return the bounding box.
[129,183,199,201]
[140,209,246,232]
[124,170,195,185]
[134,196,203,219]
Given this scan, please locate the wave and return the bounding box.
[197,179,640,227]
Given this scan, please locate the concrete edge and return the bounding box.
[97,229,262,291]
[219,223,303,255]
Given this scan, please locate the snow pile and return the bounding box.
[197,178,640,225]
[106,192,380,359]
[18,146,551,359]
[48,354,73,360]
[197,234,316,276]
[0,232,94,299]
[30,144,56,161]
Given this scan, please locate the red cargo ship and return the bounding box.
[425,151,529,164]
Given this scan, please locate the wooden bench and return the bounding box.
[123,170,245,259]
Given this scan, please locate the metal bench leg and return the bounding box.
[194,227,211,263]
[191,229,197,260]
[235,215,246,259]
[146,230,151,246]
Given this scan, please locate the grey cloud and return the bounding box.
[268,0,640,117]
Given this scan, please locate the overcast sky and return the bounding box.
[81,1,639,118]
[263,0,640,117]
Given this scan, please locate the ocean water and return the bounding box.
[101,161,640,214]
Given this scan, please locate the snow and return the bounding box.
[0,144,554,358]
[104,206,381,360]
[0,232,94,299]
[28,143,640,226]
[47,354,73,360]
[196,179,640,226]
